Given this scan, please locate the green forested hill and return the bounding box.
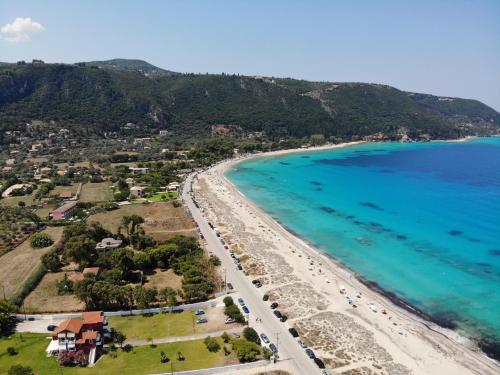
[0,60,498,142]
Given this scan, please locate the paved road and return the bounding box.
[182,172,322,375]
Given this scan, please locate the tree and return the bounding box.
[243,327,261,345]
[41,249,61,271]
[133,286,157,309]
[224,304,244,323]
[203,336,221,352]
[0,299,15,334]
[29,232,53,248]
[113,329,126,348]
[17,201,25,207]
[133,252,153,271]
[159,287,176,311]
[232,339,261,362]
[6,346,17,355]
[63,235,96,266]
[223,296,234,307]
[8,365,33,375]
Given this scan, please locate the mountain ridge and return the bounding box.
[0,59,498,144]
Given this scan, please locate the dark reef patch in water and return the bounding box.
[279,161,291,165]
[396,235,408,240]
[320,206,336,214]
[310,181,322,186]
[381,169,395,173]
[490,249,500,256]
[346,215,355,219]
[315,187,323,191]
[360,201,384,211]
[475,262,491,268]
[468,238,480,243]
[448,229,462,236]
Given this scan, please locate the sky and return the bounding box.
[1,0,499,111]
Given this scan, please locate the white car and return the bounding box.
[224,317,235,324]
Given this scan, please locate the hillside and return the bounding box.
[0,60,498,143]
[82,58,177,77]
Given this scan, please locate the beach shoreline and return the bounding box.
[193,140,499,374]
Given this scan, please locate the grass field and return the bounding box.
[108,306,230,341]
[49,183,79,197]
[88,202,197,240]
[23,272,85,313]
[148,191,178,202]
[0,191,37,207]
[79,182,113,202]
[0,226,63,299]
[0,333,231,375]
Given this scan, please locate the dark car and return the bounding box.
[273,310,282,319]
[270,302,278,309]
[252,279,259,284]
[255,282,262,288]
[237,264,243,270]
[263,294,269,301]
[269,343,278,354]
[227,283,234,290]
[47,325,57,331]
[280,315,288,322]
[314,357,325,369]
[288,328,299,337]
[242,305,250,314]
[305,348,316,359]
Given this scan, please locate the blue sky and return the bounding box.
[1,0,499,110]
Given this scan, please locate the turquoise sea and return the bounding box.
[226,137,500,359]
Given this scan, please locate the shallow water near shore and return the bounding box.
[226,138,500,357]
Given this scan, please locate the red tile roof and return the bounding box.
[53,319,83,335]
[68,273,84,283]
[82,311,104,325]
[59,191,73,198]
[82,267,100,275]
[82,330,98,340]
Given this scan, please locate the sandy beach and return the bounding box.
[193,142,499,375]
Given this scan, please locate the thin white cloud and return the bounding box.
[0,17,44,43]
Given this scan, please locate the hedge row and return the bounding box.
[9,263,47,306]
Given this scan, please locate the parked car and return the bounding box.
[195,309,205,315]
[270,302,278,309]
[269,343,278,354]
[273,310,282,319]
[225,317,235,324]
[196,318,207,324]
[255,282,262,288]
[260,333,270,344]
[288,328,299,337]
[314,357,326,369]
[305,348,316,359]
[47,325,57,331]
[200,234,204,239]
[252,279,259,284]
[238,298,245,306]
[237,264,243,270]
[230,252,235,258]
[227,283,234,290]
[242,305,250,314]
[262,294,269,301]
[280,315,288,323]
[224,245,229,249]
[298,339,307,348]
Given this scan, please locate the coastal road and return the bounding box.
[182,171,323,375]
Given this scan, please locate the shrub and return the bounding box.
[41,249,61,271]
[221,331,231,343]
[223,296,234,307]
[243,327,261,345]
[160,351,169,363]
[203,336,221,352]
[224,304,244,323]
[58,351,73,366]
[29,232,53,248]
[208,255,221,266]
[6,346,17,355]
[262,347,272,360]
[74,349,88,367]
[8,365,33,375]
[232,339,261,362]
[177,351,185,361]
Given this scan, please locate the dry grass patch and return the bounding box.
[0,226,63,299]
[88,202,196,240]
[144,268,183,290]
[23,271,84,313]
[79,182,113,202]
[49,183,79,197]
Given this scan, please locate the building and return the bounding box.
[129,167,149,175]
[167,182,180,191]
[50,201,78,220]
[46,311,109,365]
[130,185,146,198]
[59,191,74,200]
[95,238,123,254]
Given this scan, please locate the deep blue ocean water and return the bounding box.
[226,138,500,353]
